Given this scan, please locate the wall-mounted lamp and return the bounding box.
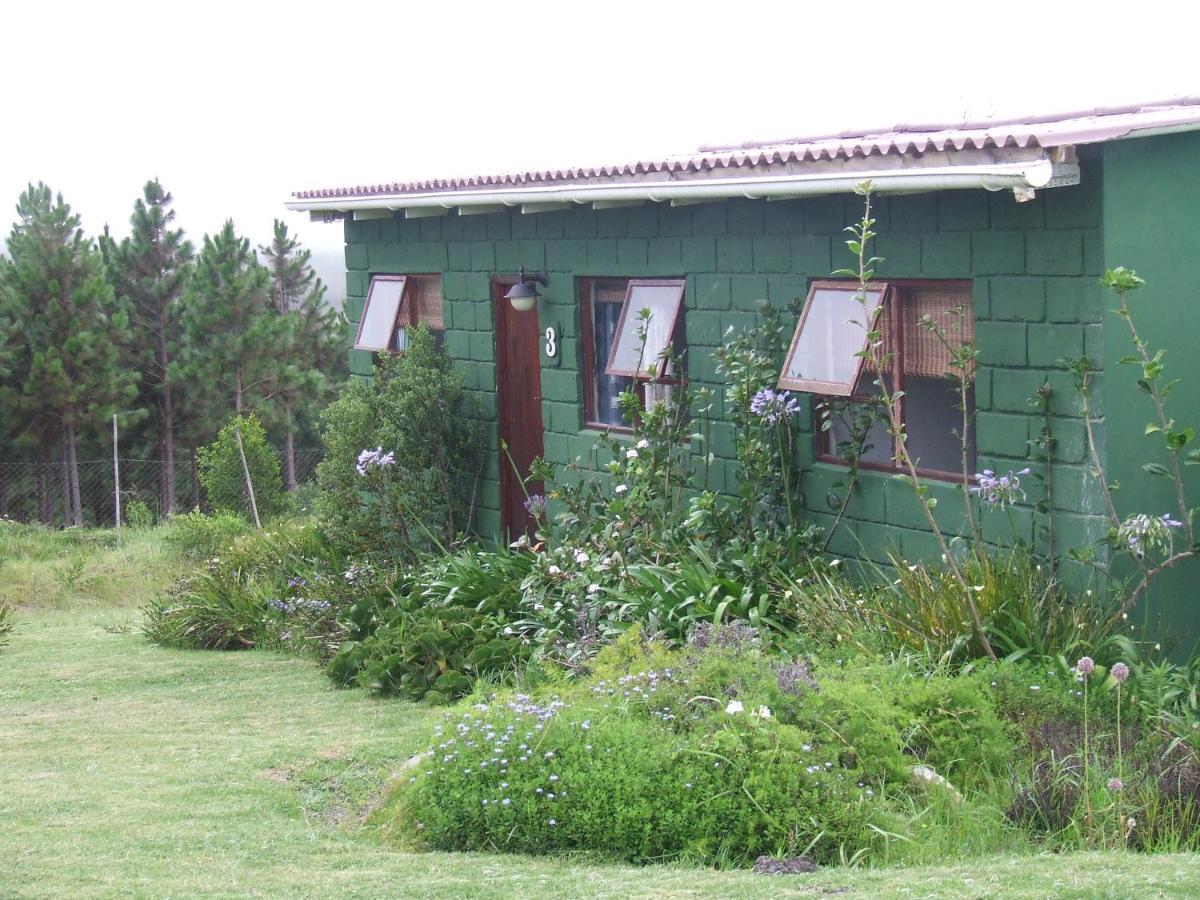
[505,267,549,312]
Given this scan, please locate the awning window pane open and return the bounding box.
[355,275,408,351]
[778,282,889,396]
[604,279,686,378]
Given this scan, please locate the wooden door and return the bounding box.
[493,276,545,539]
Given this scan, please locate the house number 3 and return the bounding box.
[544,327,557,358]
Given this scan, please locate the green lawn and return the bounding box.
[3,578,1200,896]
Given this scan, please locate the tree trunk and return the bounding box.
[65,423,82,527]
[59,436,72,527]
[161,385,176,516]
[190,447,201,511]
[36,445,52,525]
[284,411,297,491]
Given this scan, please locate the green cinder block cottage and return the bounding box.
[288,99,1200,637]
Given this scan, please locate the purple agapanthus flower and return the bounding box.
[750,388,801,426]
[1117,513,1182,558]
[356,447,396,476]
[524,494,549,519]
[970,468,1030,509]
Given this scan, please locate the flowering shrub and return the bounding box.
[313,327,482,560]
[392,628,1021,866]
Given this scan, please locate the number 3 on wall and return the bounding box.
[544,327,557,358]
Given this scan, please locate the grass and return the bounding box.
[0,521,186,609]
[2,527,1200,897]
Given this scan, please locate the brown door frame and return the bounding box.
[492,274,546,539]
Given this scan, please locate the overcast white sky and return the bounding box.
[2,1,1197,302]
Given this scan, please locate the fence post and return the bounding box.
[112,414,121,544]
[234,423,262,529]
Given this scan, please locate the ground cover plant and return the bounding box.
[9,585,1200,898]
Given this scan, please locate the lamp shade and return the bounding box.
[505,280,539,312]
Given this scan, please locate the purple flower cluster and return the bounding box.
[1111,662,1131,684]
[970,468,1030,508]
[524,494,549,520]
[268,597,332,616]
[749,388,801,426]
[1117,513,1182,558]
[356,446,396,476]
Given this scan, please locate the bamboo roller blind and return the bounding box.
[869,286,973,379]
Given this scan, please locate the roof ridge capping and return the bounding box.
[696,97,1200,152]
[287,98,1200,209]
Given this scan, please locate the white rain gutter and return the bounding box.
[286,155,1075,216]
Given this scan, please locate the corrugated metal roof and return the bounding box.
[292,98,1200,201]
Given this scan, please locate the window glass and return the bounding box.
[356,275,407,351]
[825,377,892,465]
[780,284,887,394]
[809,281,973,478]
[605,280,687,377]
[904,377,974,474]
[591,287,633,426]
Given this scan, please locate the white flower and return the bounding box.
[626,448,639,459]
[829,559,841,568]
[725,700,744,714]
[587,583,600,595]
[573,550,590,565]
[636,439,649,449]
[614,484,628,494]
[754,706,772,720]
[548,565,562,575]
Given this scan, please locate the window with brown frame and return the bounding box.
[780,279,975,479]
[354,273,444,353]
[580,277,687,430]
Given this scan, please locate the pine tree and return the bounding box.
[104,180,193,515]
[258,220,347,489]
[176,220,286,427]
[2,184,138,526]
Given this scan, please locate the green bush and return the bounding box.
[314,327,482,560]
[392,630,1018,866]
[163,509,252,559]
[145,519,344,651]
[0,601,13,650]
[326,547,533,702]
[123,498,156,529]
[198,414,286,521]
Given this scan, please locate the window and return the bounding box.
[354,273,444,353]
[580,278,687,429]
[780,280,974,478]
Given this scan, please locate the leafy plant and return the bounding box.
[314,327,482,561]
[0,601,13,650]
[198,414,285,521]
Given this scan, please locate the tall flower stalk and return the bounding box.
[839,183,996,660]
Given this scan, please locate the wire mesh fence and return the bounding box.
[0,449,324,526]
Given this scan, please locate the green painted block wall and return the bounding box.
[1103,131,1200,649]
[340,164,1108,566]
